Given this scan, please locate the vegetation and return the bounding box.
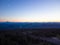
[0,28,60,45]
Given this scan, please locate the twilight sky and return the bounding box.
[0,0,60,22]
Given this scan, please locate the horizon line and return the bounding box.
[0,21,60,23]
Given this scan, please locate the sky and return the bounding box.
[0,0,60,22]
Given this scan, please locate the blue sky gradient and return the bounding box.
[0,0,60,22]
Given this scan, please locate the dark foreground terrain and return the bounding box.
[0,28,60,45]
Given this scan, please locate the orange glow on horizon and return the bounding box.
[0,19,60,22]
[0,19,6,22]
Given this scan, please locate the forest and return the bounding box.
[0,28,60,45]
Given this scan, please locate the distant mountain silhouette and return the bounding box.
[0,22,60,30]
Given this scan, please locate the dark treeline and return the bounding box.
[0,28,60,45]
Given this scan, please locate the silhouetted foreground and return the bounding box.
[0,28,60,45]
